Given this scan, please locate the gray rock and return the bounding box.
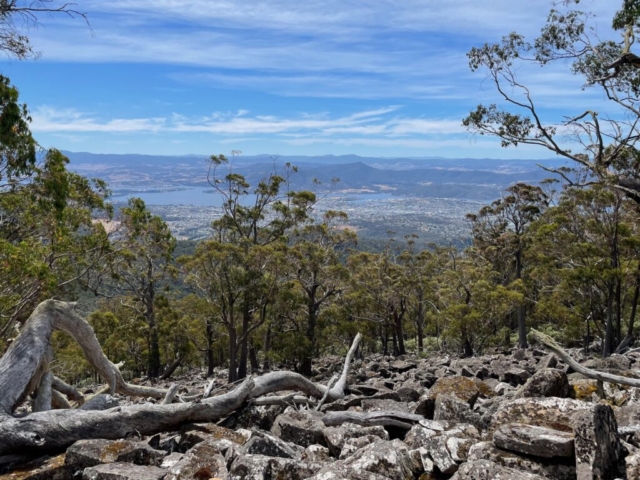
[434,394,483,429]
[573,403,624,480]
[341,439,421,479]
[308,463,391,479]
[82,463,166,480]
[503,367,531,385]
[537,354,558,370]
[468,441,576,480]
[489,397,591,434]
[164,441,228,480]
[517,368,570,399]
[450,459,546,480]
[323,423,388,457]
[627,451,640,479]
[228,454,322,480]
[241,431,301,459]
[65,439,167,471]
[403,424,439,449]
[302,444,332,462]
[493,423,574,458]
[271,410,327,448]
[360,398,414,413]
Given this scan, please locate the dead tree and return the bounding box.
[0,300,362,456]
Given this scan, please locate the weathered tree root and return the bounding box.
[0,300,362,456]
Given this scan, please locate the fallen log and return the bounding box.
[0,299,363,456]
[529,329,640,388]
[322,410,425,430]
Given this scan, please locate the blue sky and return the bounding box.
[0,0,619,158]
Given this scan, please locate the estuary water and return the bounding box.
[110,187,395,207]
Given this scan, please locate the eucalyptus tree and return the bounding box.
[183,154,317,381]
[466,183,548,348]
[284,210,354,375]
[464,0,640,207]
[109,198,176,378]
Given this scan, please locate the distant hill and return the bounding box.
[63,151,569,201]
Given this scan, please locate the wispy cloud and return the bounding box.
[30,105,467,139]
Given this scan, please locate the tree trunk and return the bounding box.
[205,319,215,377]
[228,327,238,383]
[416,300,424,352]
[628,268,640,339]
[515,248,527,349]
[160,355,181,380]
[146,299,160,379]
[249,340,259,372]
[604,283,615,358]
[0,299,363,456]
[237,305,250,380]
[394,311,406,355]
[263,324,272,370]
[301,300,318,377]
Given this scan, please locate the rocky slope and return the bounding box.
[3,347,640,480]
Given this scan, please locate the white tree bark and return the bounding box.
[0,300,362,456]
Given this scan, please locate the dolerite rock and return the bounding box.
[82,462,166,480]
[308,464,391,480]
[584,354,631,371]
[503,367,531,386]
[241,430,301,459]
[271,409,327,448]
[428,376,482,406]
[627,451,640,479]
[537,354,558,370]
[403,423,439,449]
[450,459,546,480]
[493,423,574,458]
[65,439,167,471]
[468,442,576,480]
[573,403,624,480]
[434,394,483,429]
[163,441,228,480]
[395,385,421,402]
[517,368,571,399]
[424,436,473,474]
[228,454,321,480]
[340,439,422,479]
[323,422,389,457]
[0,454,71,480]
[178,422,248,452]
[302,444,332,462]
[492,397,624,480]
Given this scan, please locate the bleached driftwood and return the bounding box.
[322,410,424,430]
[0,300,362,456]
[529,329,640,388]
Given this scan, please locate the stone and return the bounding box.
[489,398,627,478]
[450,459,545,480]
[573,403,624,480]
[395,385,421,402]
[537,354,558,370]
[81,463,166,480]
[164,441,228,480]
[308,463,391,480]
[0,454,71,480]
[517,368,571,399]
[403,424,439,449]
[425,436,458,475]
[468,442,576,480]
[241,431,301,459]
[179,423,247,452]
[341,439,421,479]
[493,423,574,458]
[627,451,640,479]
[228,454,321,480]
[65,439,166,471]
[503,368,531,385]
[428,376,482,407]
[434,394,483,429]
[323,423,388,457]
[302,445,332,462]
[360,398,414,413]
[271,410,327,448]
